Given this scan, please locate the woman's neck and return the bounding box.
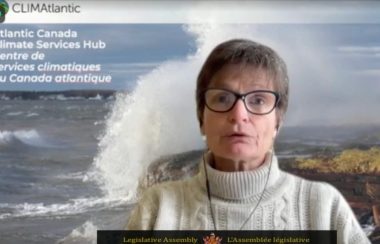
[212,154,267,172]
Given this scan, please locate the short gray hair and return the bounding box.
[196,39,289,127]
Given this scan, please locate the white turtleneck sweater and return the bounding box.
[126,153,370,244]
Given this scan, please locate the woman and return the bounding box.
[127,39,370,244]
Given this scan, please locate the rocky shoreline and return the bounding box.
[0,90,121,100]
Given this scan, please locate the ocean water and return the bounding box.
[0,98,133,244]
[0,78,207,243]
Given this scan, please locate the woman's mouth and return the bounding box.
[227,132,249,137]
[225,133,251,143]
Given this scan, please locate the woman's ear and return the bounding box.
[273,123,281,139]
[273,127,278,139]
[275,115,282,135]
[200,126,207,141]
[200,123,205,135]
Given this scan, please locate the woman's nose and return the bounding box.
[228,99,249,123]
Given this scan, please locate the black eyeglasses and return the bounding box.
[204,88,280,115]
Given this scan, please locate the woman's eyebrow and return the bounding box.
[210,82,271,91]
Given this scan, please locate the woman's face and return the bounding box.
[201,64,278,170]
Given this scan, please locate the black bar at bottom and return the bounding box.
[98,230,337,244]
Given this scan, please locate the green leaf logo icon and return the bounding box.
[0,0,9,23]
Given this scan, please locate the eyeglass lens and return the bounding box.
[205,89,277,114]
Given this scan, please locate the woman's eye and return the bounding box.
[217,95,230,103]
[249,97,266,105]
[214,93,232,104]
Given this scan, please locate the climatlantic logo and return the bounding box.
[0,0,9,23]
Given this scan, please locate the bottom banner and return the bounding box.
[97,230,336,244]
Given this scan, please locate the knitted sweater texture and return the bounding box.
[127,153,370,244]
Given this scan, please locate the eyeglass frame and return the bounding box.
[203,88,280,115]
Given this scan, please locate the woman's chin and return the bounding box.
[227,144,257,156]
[218,145,260,161]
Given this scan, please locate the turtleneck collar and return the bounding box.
[198,151,282,201]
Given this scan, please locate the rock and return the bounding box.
[145,150,203,187]
[370,226,380,243]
